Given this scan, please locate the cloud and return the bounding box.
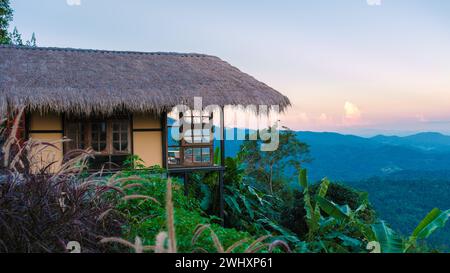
[343,101,362,125]
[66,0,81,6]
[318,113,329,122]
[344,102,361,119]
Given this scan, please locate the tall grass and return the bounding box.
[0,110,124,253]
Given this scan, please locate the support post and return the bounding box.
[220,106,225,166]
[219,170,224,226]
[184,171,189,196]
[219,106,225,225]
[161,111,168,169]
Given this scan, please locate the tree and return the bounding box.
[238,127,311,195]
[10,26,21,45]
[0,0,13,44]
[26,32,36,46]
[0,1,37,46]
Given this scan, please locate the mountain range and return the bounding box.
[298,131,450,182]
[222,131,450,182]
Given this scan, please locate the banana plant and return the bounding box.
[315,195,375,242]
[298,169,330,241]
[405,208,450,252]
[370,221,404,253]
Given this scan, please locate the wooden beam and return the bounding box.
[219,170,224,225]
[28,130,64,134]
[132,128,162,132]
[130,114,134,155]
[161,111,168,169]
[220,106,225,167]
[184,171,189,196]
[219,106,225,226]
[167,165,225,173]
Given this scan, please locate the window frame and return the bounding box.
[64,116,132,166]
[167,112,214,167]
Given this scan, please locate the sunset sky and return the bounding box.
[9,0,450,136]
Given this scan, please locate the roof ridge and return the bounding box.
[0,44,211,58]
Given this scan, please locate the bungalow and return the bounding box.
[0,45,290,218]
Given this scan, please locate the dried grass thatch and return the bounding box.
[0,45,291,117]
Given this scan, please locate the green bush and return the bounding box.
[281,181,376,239]
[115,171,255,253]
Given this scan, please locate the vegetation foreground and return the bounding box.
[0,116,449,253]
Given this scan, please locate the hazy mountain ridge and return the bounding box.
[221,130,450,182]
[297,131,450,182]
[371,132,450,152]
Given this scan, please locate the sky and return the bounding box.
[8,0,450,136]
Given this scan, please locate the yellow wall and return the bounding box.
[28,112,64,172]
[27,111,164,170]
[133,113,161,129]
[30,112,63,131]
[132,114,163,167]
[133,131,163,167]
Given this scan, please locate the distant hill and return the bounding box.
[220,130,450,182]
[371,132,450,152]
[297,131,450,182]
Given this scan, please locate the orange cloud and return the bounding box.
[343,101,362,125]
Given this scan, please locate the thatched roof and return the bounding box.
[0,45,290,116]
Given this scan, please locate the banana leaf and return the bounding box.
[317,178,330,198]
[411,208,450,240]
[224,195,241,214]
[315,195,350,222]
[371,221,403,253]
[239,195,254,219]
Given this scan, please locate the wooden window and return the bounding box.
[167,111,214,167]
[64,117,131,170]
[90,121,107,153]
[112,120,129,154]
[65,122,85,150]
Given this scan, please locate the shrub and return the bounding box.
[0,112,123,253]
[115,171,257,253]
[0,168,124,253]
[280,181,376,238]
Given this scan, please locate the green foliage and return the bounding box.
[299,171,327,240]
[224,157,244,188]
[238,127,311,195]
[0,0,12,44]
[371,221,403,253]
[313,186,450,253]
[9,27,21,45]
[224,179,280,235]
[115,171,254,253]
[123,154,147,170]
[186,147,223,214]
[220,156,283,236]
[347,175,450,251]
[411,208,450,240]
[0,1,36,46]
[406,208,450,251]
[26,32,36,46]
